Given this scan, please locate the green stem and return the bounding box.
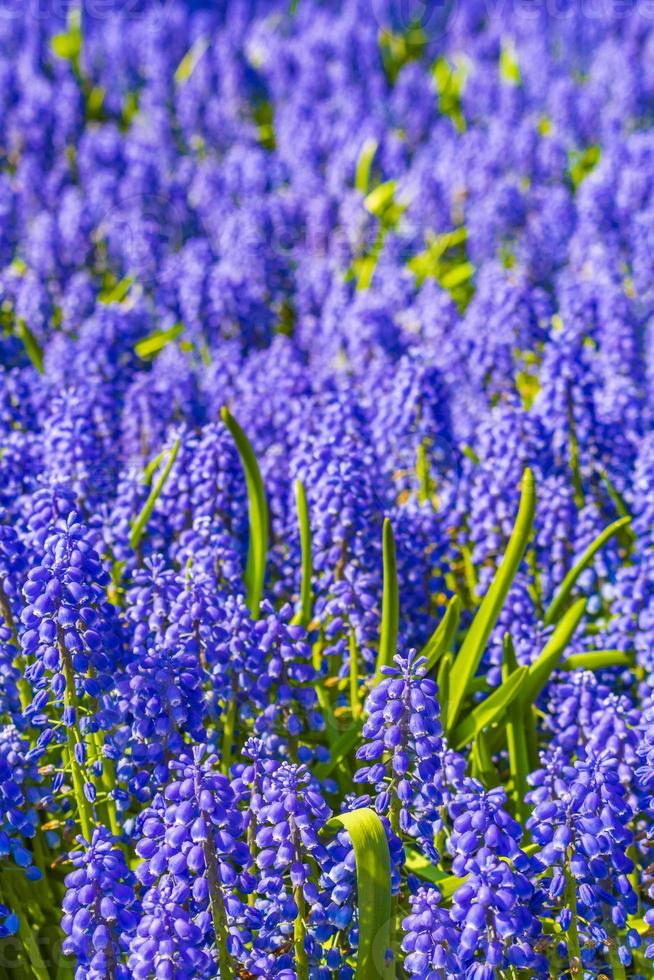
[60,641,94,842]
[289,815,309,980]
[348,628,361,719]
[524,704,540,771]
[220,691,237,777]
[502,636,530,825]
[416,441,433,505]
[609,936,627,980]
[564,860,582,977]
[294,479,313,628]
[627,843,640,915]
[203,829,235,978]
[88,730,119,837]
[293,882,309,980]
[0,876,51,980]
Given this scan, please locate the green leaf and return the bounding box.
[568,144,601,190]
[421,596,461,673]
[404,848,462,899]
[17,320,44,374]
[174,36,209,84]
[221,407,269,618]
[293,479,313,628]
[543,516,630,626]
[129,437,180,551]
[499,42,521,85]
[51,6,82,65]
[100,275,134,305]
[135,323,184,360]
[470,725,499,786]
[313,718,364,782]
[0,879,51,980]
[445,468,536,733]
[450,665,529,750]
[323,809,392,980]
[502,634,530,824]
[599,469,633,523]
[437,651,452,717]
[143,448,168,484]
[439,260,474,289]
[51,28,81,63]
[375,518,399,683]
[364,180,397,219]
[355,137,378,195]
[523,598,586,704]
[561,650,631,672]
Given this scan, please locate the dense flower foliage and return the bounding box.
[3,1,654,976]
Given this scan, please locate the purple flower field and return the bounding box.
[3,1,654,977]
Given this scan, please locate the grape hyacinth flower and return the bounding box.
[133,745,254,978]
[354,650,444,860]
[62,827,140,980]
[401,886,463,977]
[527,746,638,972]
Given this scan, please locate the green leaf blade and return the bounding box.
[375,518,399,683]
[543,516,630,626]
[17,320,44,374]
[129,436,181,551]
[523,597,586,704]
[502,634,530,823]
[450,665,529,750]
[323,809,392,980]
[294,479,313,628]
[135,323,184,360]
[561,649,631,672]
[221,407,269,618]
[445,468,536,733]
[421,595,461,673]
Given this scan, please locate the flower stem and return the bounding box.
[60,640,94,842]
[348,627,361,718]
[564,860,582,977]
[203,828,235,978]
[221,691,237,776]
[293,882,309,980]
[290,816,310,980]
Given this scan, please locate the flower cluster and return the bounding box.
[1,0,654,976]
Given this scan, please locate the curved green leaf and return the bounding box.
[562,649,631,672]
[294,479,313,628]
[437,651,452,717]
[175,36,209,85]
[450,665,529,750]
[502,634,530,823]
[355,137,378,194]
[523,597,586,704]
[129,436,180,551]
[404,847,462,899]
[221,407,269,618]
[375,518,399,683]
[17,319,44,374]
[445,468,536,732]
[313,718,364,782]
[421,595,461,673]
[135,322,184,359]
[323,809,392,980]
[543,516,630,626]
